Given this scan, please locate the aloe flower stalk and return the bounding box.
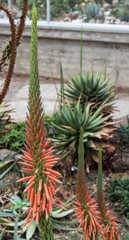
[18,4,62,239]
[97,149,119,240]
[74,127,102,240]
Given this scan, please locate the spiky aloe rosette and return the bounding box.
[97,150,119,240]
[74,127,102,240]
[18,5,62,239]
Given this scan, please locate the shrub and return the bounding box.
[115,116,129,159]
[117,7,129,22]
[108,178,129,218]
[105,0,113,4]
[95,0,103,5]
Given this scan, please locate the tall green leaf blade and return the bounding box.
[0,228,5,240]
[52,209,74,218]
[0,162,16,180]
[0,180,16,189]
[0,212,14,218]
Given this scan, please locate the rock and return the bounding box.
[103,3,110,9]
[112,0,118,5]
[72,19,83,23]
[104,20,110,24]
[0,10,7,19]
[12,7,18,18]
[115,18,121,24]
[0,149,15,161]
[89,18,96,23]
[68,14,79,21]
[104,11,111,17]
[63,17,69,22]
[15,154,23,161]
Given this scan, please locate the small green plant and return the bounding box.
[105,0,113,4]
[0,103,11,133]
[81,3,101,21]
[0,122,26,151]
[0,116,55,151]
[115,116,129,159]
[116,7,129,22]
[95,0,103,5]
[108,178,129,218]
[0,104,21,187]
[50,0,70,20]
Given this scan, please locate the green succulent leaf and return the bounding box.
[26,220,36,240]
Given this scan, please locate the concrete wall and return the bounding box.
[0,20,129,87]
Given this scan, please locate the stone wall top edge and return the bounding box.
[0,19,129,34]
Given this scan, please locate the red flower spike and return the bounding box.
[74,128,102,240]
[18,5,62,234]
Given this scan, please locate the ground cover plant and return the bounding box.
[0,116,55,151]
[114,116,129,160]
[107,178,129,219]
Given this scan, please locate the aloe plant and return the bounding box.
[52,102,113,171]
[64,71,115,116]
